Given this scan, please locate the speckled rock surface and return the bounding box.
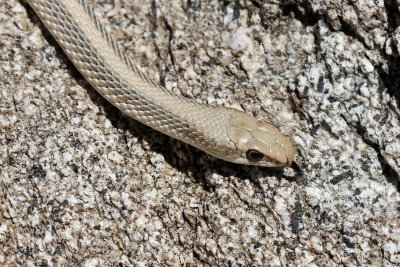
[1,0,399,265]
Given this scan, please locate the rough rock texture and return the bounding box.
[0,0,399,265]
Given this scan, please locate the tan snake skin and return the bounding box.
[26,0,297,167]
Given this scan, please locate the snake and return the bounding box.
[26,0,297,167]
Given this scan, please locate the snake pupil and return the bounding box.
[246,150,264,162]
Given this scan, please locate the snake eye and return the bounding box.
[246,150,264,162]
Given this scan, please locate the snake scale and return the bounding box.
[26,0,297,167]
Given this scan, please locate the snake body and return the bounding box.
[26,0,296,167]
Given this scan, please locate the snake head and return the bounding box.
[226,113,297,167]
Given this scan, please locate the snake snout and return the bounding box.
[256,121,297,167]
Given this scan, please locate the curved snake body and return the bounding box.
[26,0,297,167]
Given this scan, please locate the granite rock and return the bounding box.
[0,0,399,265]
